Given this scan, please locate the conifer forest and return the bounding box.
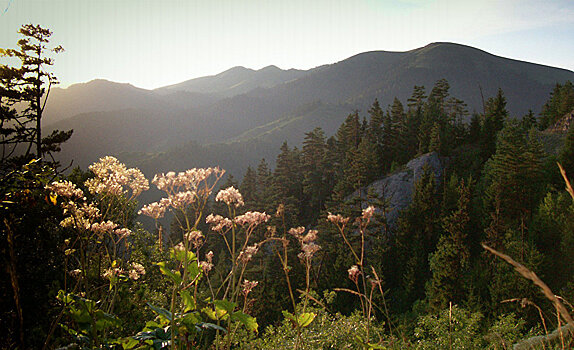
[4,24,574,350]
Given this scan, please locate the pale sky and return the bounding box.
[1,0,573,90]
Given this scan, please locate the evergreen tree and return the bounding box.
[392,165,441,308]
[240,166,258,208]
[419,79,450,153]
[301,127,330,223]
[271,142,303,226]
[559,123,574,180]
[367,99,385,176]
[480,88,508,160]
[539,81,574,129]
[1,24,71,168]
[520,110,537,131]
[256,158,273,212]
[427,178,472,311]
[481,120,545,248]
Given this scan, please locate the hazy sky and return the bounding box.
[1,0,573,90]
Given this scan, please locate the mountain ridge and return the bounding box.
[45,42,574,176]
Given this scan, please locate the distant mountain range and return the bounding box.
[44,42,574,178]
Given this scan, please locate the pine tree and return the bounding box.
[1,24,70,167]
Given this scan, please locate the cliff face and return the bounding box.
[366,152,445,225]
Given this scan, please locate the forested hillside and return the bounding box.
[44,42,574,176]
[4,24,574,349]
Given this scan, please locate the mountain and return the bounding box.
[44,80,166,125]
[45,42,574,176]
[154,65,308,98]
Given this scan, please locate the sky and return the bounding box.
[1,0,574,90]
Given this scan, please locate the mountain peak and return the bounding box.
[259,65,281,72]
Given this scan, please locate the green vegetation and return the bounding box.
[3,24,574,349]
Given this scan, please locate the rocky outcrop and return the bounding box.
[364,152,445,225]
[547,109,574,133]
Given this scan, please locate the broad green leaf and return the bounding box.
[231,311,258,333]
[120,337,139,349]
[147,303,173,322]
[155,262,182,285]
[196,322,226,333]
[170,247,196,265]
[179,290,196,312]
[186,260,201,282]
[202,306,228,321]
[213,299,236,314]
[297,312,316,328]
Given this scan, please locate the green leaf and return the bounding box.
[213,299,236,315]
[170,247,196,265]
[281,311,315,328]
[196,322,226,333]
[147,303,173,322]
[297,312,316,328]
[120,337,140,349]
[231,311,258,333]
[186,260,202,282]
[202,306,229,321]
[155,261,182,285]
[179,290,196,312]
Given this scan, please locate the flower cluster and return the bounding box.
[184,229,204,249]
[103,267,123,280]
[215,186,244,207]
[152,167,224,193]
[90,220,118,235]
[114,228,132,240]
[170,190,195,209]
[206,214,233,232]
[128,262,146,280]
[141,167,224,217]
[47,180,84,200]
[199,251,214,273]
[85,156,149,198]
[138,198,170,219]
[348,265,361,284]
[237,244,259,264]
[290,227,321,262]
[59,202,101,230]
[242,279,259,296]
[327,212,350,225]
[361,205,375,220]
[298,242,321,262]
[69,269,82,278]
[234,211,270,227]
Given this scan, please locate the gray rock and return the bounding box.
[364,152,445,225]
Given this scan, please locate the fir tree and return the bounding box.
[427,178,472,311]
[480,88,508,160]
